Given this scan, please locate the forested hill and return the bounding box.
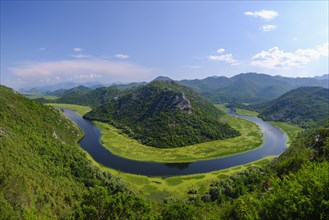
[256,86,329,127]
[0,85,152,219]
[84,81,240,148]
[179,72,328,103]
[52,86,122,107]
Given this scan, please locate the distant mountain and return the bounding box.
[179,72,329,103]
[84,81,239,148]
[46,88,67,96]
[54,86,122,107]
[44,82,146,107]
[314,74,329,80]
[152,76,174,82]
[19,81,103,94]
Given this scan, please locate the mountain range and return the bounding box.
[21,73,329,104]
[179,73,329,103]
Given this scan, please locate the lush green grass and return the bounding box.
[85,152,275,201]
[235,108,259,116]
[47,103,91,115]
[95,113,262,163]
[268,121,303,146]
[24,94,59,100]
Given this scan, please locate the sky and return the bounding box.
[1,1,328,89]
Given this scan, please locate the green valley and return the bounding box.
[2,1,329,218]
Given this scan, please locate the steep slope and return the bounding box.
[85,81,239,148]
[179,72,329,103]
[0,85,151,219]
[258,87,329,127]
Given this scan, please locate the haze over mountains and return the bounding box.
[23,73,329,105]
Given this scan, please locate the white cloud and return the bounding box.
[71,53,94,59]
[184,65,201,69]
[114,54,129,59]
[217,48,225,54]
[250,43,328,68]
[73,48,83,52]
[292,37,298,41]
[208,53,238,65]
[245,10,279,20]
[38,48,46,51]
[208,49,239,65]
[9,59,153,84]
[262,24,277,32]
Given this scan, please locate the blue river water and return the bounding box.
[64,109,286,177]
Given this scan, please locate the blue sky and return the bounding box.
[1,1,328,89]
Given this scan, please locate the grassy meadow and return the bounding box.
[47,103,91,115]
[95,113,262,163]
[235,108,260,116]
[49,103,301,201]
[268,121,303,146]
[84,152,275,201]
[24,94,59,100]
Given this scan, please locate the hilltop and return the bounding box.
[84,81,239,148]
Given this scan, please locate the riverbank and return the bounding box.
[47,103,91,115]
[84,151,276,200]
[94,113,262,163]
[233,108,302,146]
[51,103,264,163]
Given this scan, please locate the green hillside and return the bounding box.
[85,81,240,148]
[258,87,329,127]
[0,85,151,219]
[201,119,329,219]
[1,84,329,219]
[54,86,122,107]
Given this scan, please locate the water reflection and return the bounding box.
[165,162,191,170]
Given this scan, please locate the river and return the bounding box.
[64,109,286,177]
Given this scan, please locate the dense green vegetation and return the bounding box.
[94,112,261,162]
[180,72,328,103]
[47,103,91,115]
[268,121,303,146]
[33,82,146,108]
[0,85,153,219]
[230,86,329,128]
[85,81,240,148]
[53,86,122,107]
[1,83,329,219]
[258,87,329,127]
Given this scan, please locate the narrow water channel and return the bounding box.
[64,109,286,177]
